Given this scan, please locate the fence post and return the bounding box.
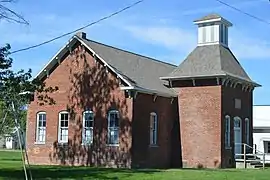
[263,153,265,170]
[244,144,246,169]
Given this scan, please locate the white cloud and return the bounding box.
[125,26,196,54]
[124,25,270,61]
[230,35,270,60]
[0,13,102,47]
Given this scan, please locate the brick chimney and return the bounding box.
[76,31,87,39]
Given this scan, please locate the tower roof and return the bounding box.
[194,13,222,22]
[160,44,260,87]
[193,13,233,26]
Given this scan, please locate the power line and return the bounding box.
[10,0,144,54]
[215,0,270,25]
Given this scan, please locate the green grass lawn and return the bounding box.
[1,150,270,180]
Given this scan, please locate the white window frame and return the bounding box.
[150,112,158,146]
[82,111,94,145]
[107,110,120,146]
[35,112,46,144]
[245,118,250,145]
[225,115,231,149]
[58,111,69,144]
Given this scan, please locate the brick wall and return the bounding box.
[132,93,179,168]
[221,85,253,168]
[26,42,133,167]
[176,85,222,168]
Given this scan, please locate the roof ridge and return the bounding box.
[85,38,177,68]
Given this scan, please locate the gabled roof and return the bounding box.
[36,33,177,97]
[160,44,260,87]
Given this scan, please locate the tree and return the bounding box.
[0,0,29,25]
[0,44,58,136]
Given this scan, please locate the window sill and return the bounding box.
[225,146,232,150]
[149,144,159,148]
[81,143,93,146]
[107,144,119,147]
[34,142,45,145]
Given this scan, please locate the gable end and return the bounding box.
[35,36,133,88]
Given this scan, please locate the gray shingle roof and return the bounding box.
[194,13,222,22]
[81,38,177,96]
[161,44,260,86]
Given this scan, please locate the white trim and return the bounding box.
[107,110,120,146]
[197,41,228,47]
[149,112,158,146]
[194,17,233,27]
[35,112,46,144]
[82,111,94,145]
[58,111,69,144]
[34,38,75,80]
[34,142,45,145]
[120,86,176,98]
[194,18,222,24]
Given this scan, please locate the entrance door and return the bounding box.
[234,117,242,157]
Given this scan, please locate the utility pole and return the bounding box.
[8,91,34,180]
[11,101,28,180]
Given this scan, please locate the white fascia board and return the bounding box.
[120,86,177,98]
[197,41,222,46]
[194,18,232,27]
[34,37,75,80]
[194,18,222,24]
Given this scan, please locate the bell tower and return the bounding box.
[194,13,232,47]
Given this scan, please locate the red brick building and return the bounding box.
[26,14,260,168]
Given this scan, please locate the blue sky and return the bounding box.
[1,0,270,105]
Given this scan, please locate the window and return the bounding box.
[58,111,69,143]
[36,112,46,143]
[82,111,94,145]
[220,24,224,43]
[150,112,158,145]
[245,118,250,145]
[264,141,270,153]
[234,118,241,128]
[107,110,119,145]
[225,26,228,45]
[225,115,230,148]
[235,99,241,109]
